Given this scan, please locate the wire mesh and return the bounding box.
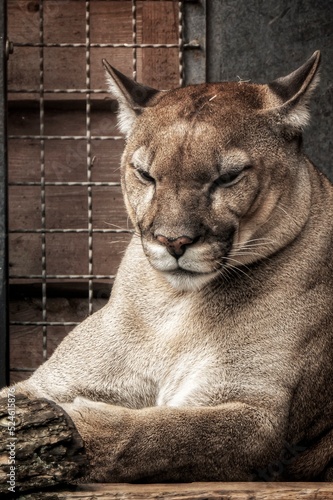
[7,0,186,380]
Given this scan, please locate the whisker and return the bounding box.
[218,266,234,285]
[214,257,253,282]
[226,264,253,282]
[276,203,303,229]
[225,256,252,270]
[223,265,250,282]
[232,237,276,263]
[233,241,274,250]
[108,240,132,245]
[234,237,274,245]
[102,221,134,232]
[230,251,268,260]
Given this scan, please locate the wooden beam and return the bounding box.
[10,481,333,499]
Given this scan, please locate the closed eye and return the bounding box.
[136,168,155,184]
[212,165,252,189]
[131,164,155,184]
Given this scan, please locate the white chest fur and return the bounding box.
[146,296,220,407]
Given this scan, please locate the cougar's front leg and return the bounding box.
[61,397,282,482]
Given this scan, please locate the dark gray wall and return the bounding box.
[207,0,333,180]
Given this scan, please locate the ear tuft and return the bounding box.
[268,51,321,133]
[102,59,159,137]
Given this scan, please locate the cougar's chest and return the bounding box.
[146,286,298,408]
[148,294,224,406]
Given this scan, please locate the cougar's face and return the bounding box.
[104,53,319,291]
[121,85,294,291]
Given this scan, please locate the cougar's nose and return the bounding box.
[156,234,194,258]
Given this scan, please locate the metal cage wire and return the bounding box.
[7,0,189,375]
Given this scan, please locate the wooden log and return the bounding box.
[0,394,86,494]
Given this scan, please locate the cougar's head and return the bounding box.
[104,52,320,291]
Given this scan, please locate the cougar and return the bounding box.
[3,51,333,482]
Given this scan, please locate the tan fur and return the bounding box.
[3,51,333,482]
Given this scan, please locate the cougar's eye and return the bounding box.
[132,165,155,184]
[213,165,251,189]
[138,169,155,183]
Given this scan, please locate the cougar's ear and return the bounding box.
[267,51,321,134]
[103,59,160,137]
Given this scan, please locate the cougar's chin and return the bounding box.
[162,269,218,292]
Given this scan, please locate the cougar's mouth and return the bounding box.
[142,239,222,291]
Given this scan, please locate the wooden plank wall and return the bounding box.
[7,0,181,383]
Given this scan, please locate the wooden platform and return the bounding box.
[19,482,333,499]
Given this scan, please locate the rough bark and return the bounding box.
[0,394,86,495]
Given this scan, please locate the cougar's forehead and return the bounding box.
[129,81,268,152]
[154,81,266,120]
[125,82,268,178]
[130,122,251,182]
[129,122,215,180]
